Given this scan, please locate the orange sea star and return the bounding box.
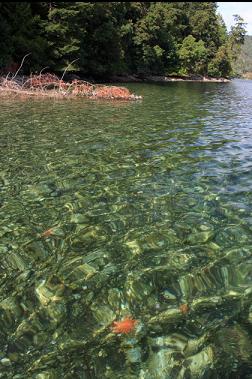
[41,228,54,237]
[111,318,137,334]
[179,303,190,314]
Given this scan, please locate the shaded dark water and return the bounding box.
[1,80,252,378]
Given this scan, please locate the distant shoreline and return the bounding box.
[242,72,252,80]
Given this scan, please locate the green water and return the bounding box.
[1,80,252,378]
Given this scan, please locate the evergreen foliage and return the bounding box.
[0,2,247,78]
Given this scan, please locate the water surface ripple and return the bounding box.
[1,80,252,378]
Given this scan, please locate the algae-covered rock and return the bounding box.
[91,305,115,326]
[0,296,23,328]
[35,371,57,379]
[183,345,215,378]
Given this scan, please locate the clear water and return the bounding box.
[1,80,252,378]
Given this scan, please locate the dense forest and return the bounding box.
[0,2,247,79]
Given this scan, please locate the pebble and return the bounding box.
[0,358,11,366]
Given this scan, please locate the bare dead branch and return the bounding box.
[12,53,32,80]
[60,59,79,83]
[39,67,49,76]
[0,70,141,101]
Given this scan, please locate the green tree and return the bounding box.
[216,14,228,45]
[183,2,229,73]
[207,45,232,77]
[133,3,184,75]
[187,3,223,51]
[228,15,247,60]
[178,35,207,75]
[79,2,125,77]
[225,14,247,76]
[0,2,48,72]
[0,3,13,67]
[45,2,129,76]
[0,1,244,79]
[45,2,84,71]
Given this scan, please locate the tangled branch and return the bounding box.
[0,72,142,100]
